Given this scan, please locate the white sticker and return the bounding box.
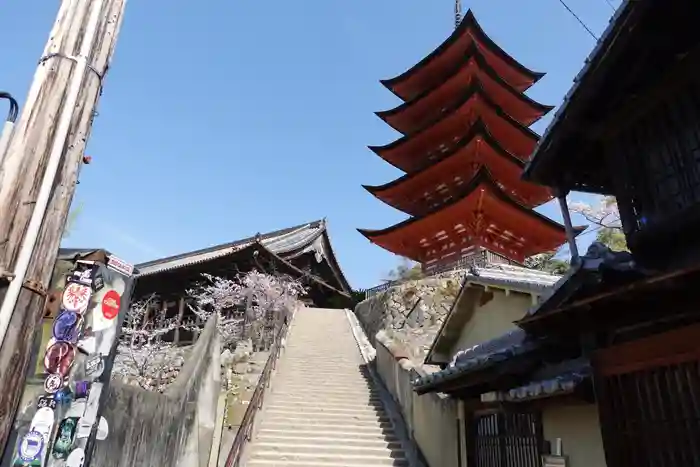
[66,447,86,467]
[44,374,64,394]
[106,255,134,277]
[17,430,45,463]
[62,283,92,313]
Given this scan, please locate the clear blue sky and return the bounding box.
[0,0,619,289]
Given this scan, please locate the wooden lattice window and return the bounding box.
[467,410,544,467]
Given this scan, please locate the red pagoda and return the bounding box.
[359,10,581,274]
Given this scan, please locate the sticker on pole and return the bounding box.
[101,290,121,320]
[53,311,81,342]
[44,374,64,394]
[62,283,92,314]
[17,430,45,463]
[106,255,134,277]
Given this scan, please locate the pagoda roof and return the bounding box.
[381,10,544,101]
[135,219,352,294]
[369,82,540,173]
[376,43,553,135]
[358,168,584,264]
[363,119,553,216]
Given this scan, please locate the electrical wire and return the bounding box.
[556,0,599,40]
[0,92,19,122]
[604,0,616,11]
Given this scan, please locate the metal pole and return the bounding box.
[0,92,18,165]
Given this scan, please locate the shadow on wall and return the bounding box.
[374,331,460,467]
[92,315,221,467]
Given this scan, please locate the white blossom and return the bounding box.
[569,196,622,229]
[113,271,306,392]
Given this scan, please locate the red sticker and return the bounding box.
[101,290,121,320]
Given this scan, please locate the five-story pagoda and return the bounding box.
[359,9,581,274]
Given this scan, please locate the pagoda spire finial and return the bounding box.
[455,0,462,29]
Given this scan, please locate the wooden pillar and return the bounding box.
[174,297,185,345]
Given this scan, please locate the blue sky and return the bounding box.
[0,0,619,289]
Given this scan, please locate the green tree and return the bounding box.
[62,204,82,239]
[385,257,423,283]
[525,251,570,274]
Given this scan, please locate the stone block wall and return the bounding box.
[91,315,221,467]
[355,272,464,362]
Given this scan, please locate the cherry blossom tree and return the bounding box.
[113,294,181,391]
[569,195,628,251]
[114,271,306,391]
[186,271,305,350]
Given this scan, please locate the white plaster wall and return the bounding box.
[542,403,608,467]
[450,290,532,355]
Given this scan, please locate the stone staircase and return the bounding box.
[245,307,411,467]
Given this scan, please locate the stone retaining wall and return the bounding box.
[354,272,464,362]
[92,315,221,467]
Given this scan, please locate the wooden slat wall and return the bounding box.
[595,323,700,467]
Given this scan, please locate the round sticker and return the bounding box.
[18,430,45,462]
[44,374,64,393]
[44,342,76,377]
[53,311,81,342]
[62,283,92,313]
[101,290,121,320]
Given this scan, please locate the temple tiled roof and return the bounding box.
[415,328,542,393]
[501,358,591,402]
[135,220,334,278]
[467,263,561,294]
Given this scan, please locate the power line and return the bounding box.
[556,0,599,40]
[604,0,616,11]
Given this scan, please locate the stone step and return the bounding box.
[266,402,386,413]
[265,409,390,422]
[276,372,372,381]
[270,396,384,406]
[256,428,399,442]
[251,442,406,457]
[247,459,408,467]
[260,420,395,434]
[273,377,371,384]
[253,434,403,449]
[281,364,364,371]
[272,386,380,395]
[247,451,409,466]
[272,381,374,391]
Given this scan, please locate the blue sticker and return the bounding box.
[18,430,45,462]
[52,311,81,342]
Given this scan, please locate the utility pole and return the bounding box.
[0,0,126,453]
[455,0,462,29]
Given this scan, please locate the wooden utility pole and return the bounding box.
[0,0,126,452]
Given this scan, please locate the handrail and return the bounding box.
[224,319,290,467]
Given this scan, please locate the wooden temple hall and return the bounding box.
[408,2,700,467]
[358,10,584,275]
[131,220,351,343]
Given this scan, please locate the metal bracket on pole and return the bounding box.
[22,278,47,297]
[39,53,106,87]
[0,268,15,282]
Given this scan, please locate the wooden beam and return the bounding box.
[174,296,185,345]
